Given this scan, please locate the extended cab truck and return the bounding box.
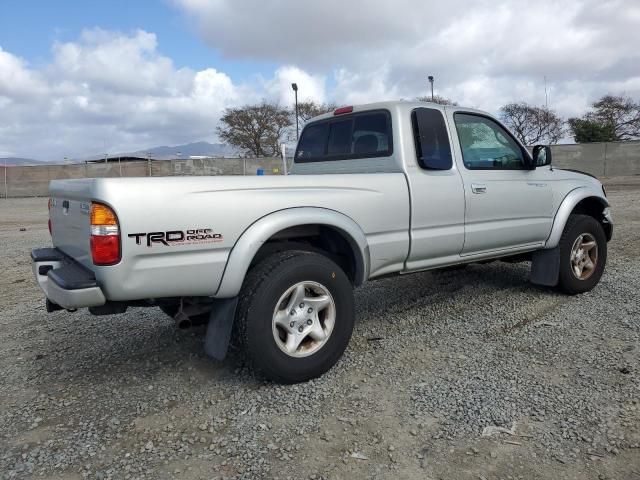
[31,101,613,383]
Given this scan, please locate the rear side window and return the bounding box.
[295,110,392,162]
[411,108,452,170]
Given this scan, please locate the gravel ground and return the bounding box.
[0,177,638,480]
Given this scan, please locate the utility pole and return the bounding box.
[544,75,550,144]
[428,75,434,101]
[291,83,299,140]
[3,157,7,199]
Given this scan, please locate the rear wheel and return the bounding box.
[235,250,355,383]
[557,214,607,294]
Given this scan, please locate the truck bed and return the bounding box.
[48,174,410,302]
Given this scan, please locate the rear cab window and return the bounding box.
[295,110,393,162]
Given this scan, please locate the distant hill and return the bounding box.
[5,142,240,165]
[0,157,45,166]
[81,141,239,162]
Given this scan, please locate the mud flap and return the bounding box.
[530,247,560,287]
[204,297,239,361]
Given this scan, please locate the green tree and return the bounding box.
[569,94,640,142]
[588,95,640,140]
[217,102,291,157]
[567,118,616,143]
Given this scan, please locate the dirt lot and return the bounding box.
[1,177,639,480]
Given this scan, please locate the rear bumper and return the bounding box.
[31,248,106,310]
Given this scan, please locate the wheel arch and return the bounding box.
[214,207,370,298]
[545,188,611,249]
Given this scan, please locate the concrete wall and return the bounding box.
[550,143,607,177]
[602,141,640,177]
[1,142,639,198]
[550,140,640,177]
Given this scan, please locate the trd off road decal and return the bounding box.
[128,229,223,247]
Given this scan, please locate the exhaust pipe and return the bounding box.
[174,310,192,329]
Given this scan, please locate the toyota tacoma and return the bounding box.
[31,101,613,383]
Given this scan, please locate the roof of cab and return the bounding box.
[308,100,488,123]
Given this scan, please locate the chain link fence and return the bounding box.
[1,157,286,198]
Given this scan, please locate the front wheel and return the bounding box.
[235,250,355,383]
[557,214,607,295]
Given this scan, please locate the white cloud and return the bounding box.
[264,66,326,106]
[175,0,640,116]
[50,29,184,95]
[0,29,335,160]
[0,29,290,160]
[332,65,401,105]
[3,0,640,159]
[0,47,48,99]
[173,0,417,65]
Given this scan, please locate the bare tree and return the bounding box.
[295,101,338,125]
[416,95,458,106]
[217,102,291,157]
[499,102,564,145]
[585,95,640,141]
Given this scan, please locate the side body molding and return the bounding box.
[214,207,371,298]
[544,187,610,249]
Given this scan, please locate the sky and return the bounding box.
[0,0,639,160]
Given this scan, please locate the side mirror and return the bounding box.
[532,145,552,168]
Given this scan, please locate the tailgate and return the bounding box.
[49,179,96,269]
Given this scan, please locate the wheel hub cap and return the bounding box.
[272,281,336,358]
[570,233,598,280]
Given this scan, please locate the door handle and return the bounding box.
[471,183,487,194]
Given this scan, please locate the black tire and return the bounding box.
[557,214,607,295]
[235,250,355,383]
[159,305,210,326]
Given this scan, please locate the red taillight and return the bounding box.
[48,219,52,235]
[334,106,353,115]
[90,235,120,265]
[90,202,120,265]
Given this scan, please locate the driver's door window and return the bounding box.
[454,114,526,170]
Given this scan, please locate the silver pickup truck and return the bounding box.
[31,101,612,383]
